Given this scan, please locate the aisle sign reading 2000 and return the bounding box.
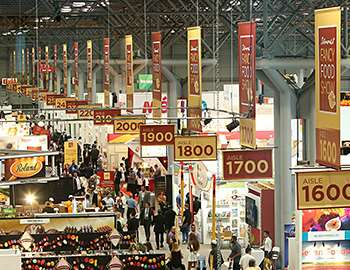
[140,124,175,146]
[222,149,273,180]
[113,116,145,134]
[297,170,350,209]
[174,136,217,161]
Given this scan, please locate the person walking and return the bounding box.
[127,209,139,238]
[228,235,242,270]
[153,209,165,250]
[126,195,137,220]
[181,204,191,244]
[167,226,177,251]
[208,240,224,270]
[261,230,273,256]
[140,202,152,242]
[239,246,255,270]
[187,232,200,270]
[138,185,151,210]
[114,163,125,194]
[166,243,185,270]
[90,145,99,170]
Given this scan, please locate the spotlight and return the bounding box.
[226,119,240,132]
[25,193,36,205]
[203,118,212,126]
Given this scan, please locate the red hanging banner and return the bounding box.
[26,48,30,85]
[103,38,110,106]
[87,40,93,101]
[53,44,57,92]
[126,35,134,113]
[238,21,256,149]
[73,41,79,97]
[63,44,68,96]
[32,47,36,86]
[152,32,162,119]
[38,47,42,87]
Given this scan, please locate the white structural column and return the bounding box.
[67,66,72,97]
[79,69,85,99]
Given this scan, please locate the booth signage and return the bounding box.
[5,157,45,181]
[93,109,121,125]
[174,136,217,161]
[2,78,18,85]
[222,149,273,180]
[296,170,350,209]
[152,32,162,119]
[66,100,88,114]
[113,116,145,134]
[238,21,257,149]
[140,124,175,146]
[77,104,102,120]
[64,141,78,165]
[315,7,341,169]
[125,35,134,113]
[187,26,202,132]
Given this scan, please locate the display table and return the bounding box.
[0,250,21,270]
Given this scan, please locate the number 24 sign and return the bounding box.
[222,149,273,180]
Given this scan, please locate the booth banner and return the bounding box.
[44,46,49,88]
[46,94,64,106]
[73,41,79,97]
[53,44,57,92]
[103,38,110,106]
[64,140,78,165]
[302,240,350,270]
[77,104,102,120]
[315,7,341,169]
[296,170,350,210]
[66,100,88,114]
[113,116,145,134]
[63,43,68,96]
[87,40,93,101]
[140,124,175,146]
[97,171,115,189]
[4,156,45,181]
[152,32,162,119]
[18,135,48,151]
[222,149,273,180]
[32,47,35,85]
[26,48,30,84]
[21,49,25,82]
[125,35,134,113]
[174,136,217,161]
[187,26,202,132]
[93,109,121,125]
[238,21,256,149]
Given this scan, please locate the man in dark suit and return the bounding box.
[140,202,152,242]
[127,208,139,238]
[138,185,151,210]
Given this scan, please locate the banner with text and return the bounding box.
[126,35,134,113]
[73,41,79,97]
[152,32,162,119]
[187,26,202,132]
[63,43,68,96]
[53,45,57,92]
[87,40,93,101]
[315,7,341,169]
[26,48,29,84]
[64,140,78,165]
[238,21,256,149]
[32,47,35,85]
[103,38,110,106]
[174,136,217,161]
[44,46,49,89]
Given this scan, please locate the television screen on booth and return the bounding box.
[246,196,258,228]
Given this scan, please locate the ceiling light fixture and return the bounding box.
[72,2,86,8]
[61,6,72,13]
[226,118,240,132]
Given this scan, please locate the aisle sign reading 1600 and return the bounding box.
[174,136,217,161]
[113,116,145,134]
[297,170,350,210]
[140,124,175,145]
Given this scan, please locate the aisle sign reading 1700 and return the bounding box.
[174,136,217,161]
[140,125,175,145]
[297,170,350,209]
[223,149,273,180]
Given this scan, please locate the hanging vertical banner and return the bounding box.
[152,32,162,119]
[87,40,93,101]
[44,46,49,90]
[73,41,79,97]
[103,38,110,107]
[21,49,25,84]
[63,43,68,96]
[38,47,42,87]
[53,44,57,92]
[315,7,341,169]
[187,26,202,132]
[13,51,16,78]
[26,48,30,85]
[32,47,35,86]
[238,21,256,149]
[126,35,134,113]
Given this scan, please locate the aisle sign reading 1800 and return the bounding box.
[223,149,273,180]
[174,136,217,161]
[140,124,175,146]
[297,170,350,209]
[113,116,145,134]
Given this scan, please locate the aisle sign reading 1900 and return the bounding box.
[113,116,145,134]
[297,170,350,209]
[174,136,217,161]
[140,124,175,146]
[315,7,341,169]
[222,149,273,180]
